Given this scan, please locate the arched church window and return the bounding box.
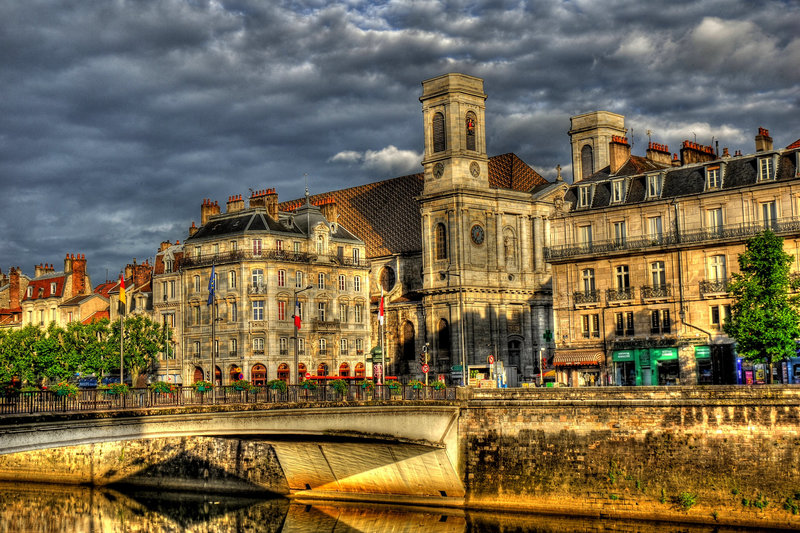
[435,223,448,260]
[581,144,594,179]
[402,321,415,363]
[433,112,446,153]
[438,319,451,358]
[380,266,396,292]
[465,112,477,151]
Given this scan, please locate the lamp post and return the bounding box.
[293,284,313,386]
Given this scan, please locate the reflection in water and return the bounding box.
[0,482,772,532]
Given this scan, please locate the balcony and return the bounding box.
[229,351,237,357]
[279,349,288,355]
[573,290,601,305]
[312,318,341,332]
[248,284,267,294]
[253,349,265,355]
[641,284,671,300]
[700,279,729,296]
[319,349,328,355]
[615,329,635,337]
[544,216,800,261]
[606,288,635,302]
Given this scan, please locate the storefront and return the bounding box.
[649,348,679,385]
[612,349,639,386]
[553,350,604,386]
[612,347,678,386]
[788,357,800,384]
[695,346,713,384]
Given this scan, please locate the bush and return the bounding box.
[150,381,177,394]
[300,380,317,390]
[431,380,446,390]
[674,492,697,511]
[231,379,253,391]
[192,380,212,393]
[267,379,287,392]
[358,379,374,391]
[51,382,79,398]
[408,379,424,390]
[386,380,401,393]
[330,379,348,395]
[103,383,129,396]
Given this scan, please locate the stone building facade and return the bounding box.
[548,120,800,386]
[0,267,29,328]
[172,191,370,386]
[281,73,564,385]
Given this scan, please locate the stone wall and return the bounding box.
[459,386,800,529]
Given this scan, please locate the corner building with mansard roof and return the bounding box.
[548,116,800,386]
[174,190,370,386]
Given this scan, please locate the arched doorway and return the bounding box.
[438,318,451,369]
[317,362,329,377]
[277,363,290,383]
[193,367,204,383]
[298,363,307,381]
[355,362,365,378]
[339,362,350,377]
[508,339,522,370]
[229,365,242,382]
[251,364,267,386]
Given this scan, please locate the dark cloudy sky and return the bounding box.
[2,0,799,285]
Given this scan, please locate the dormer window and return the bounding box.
[27,286,32,298]
[50,282,56,294]
[758,157,773,181]
[611,180,625,203]
[647,174,663,198]
[578,185,593,208]
[706,166,720,189]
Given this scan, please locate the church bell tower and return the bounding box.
[420,73,488,194]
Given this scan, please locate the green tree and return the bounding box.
[61,319,115,377]
[724,230,800,382]
[109,315,167,384]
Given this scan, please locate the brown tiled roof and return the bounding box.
[787,139,800,150]
[93,280,116,298]
[279,153,545,258]
[82,310,109,324]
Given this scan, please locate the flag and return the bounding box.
[378,289,385,325]
[207,264,216,306]
[118,274,126,315]
[294,300,302,329]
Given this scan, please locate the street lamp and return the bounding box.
[293,284,313,386]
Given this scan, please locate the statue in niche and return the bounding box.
[504,234,516,267]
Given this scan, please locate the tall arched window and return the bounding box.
[465,112,477,151]
[438,319,451,359]
[403,321,416,362]
[581,144,594,179]
[317,362,329,377]
[433,112,446,153]
[435,223,448,260]
[251,364,267,386]
[277,363,290,383]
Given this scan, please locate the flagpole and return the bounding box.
[119,274,125,386]
[209,263,216,404]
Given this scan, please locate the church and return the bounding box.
[281,73,566,385]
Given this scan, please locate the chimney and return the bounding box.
[133,261,151,288]
[316,196,338,223]
[159,241,171,252]
[34,264,44,277]
[9,267,20,309]
[722,147,730,158]
[72,254,87,296]
[200,199,221,225]
[609,135,630,174]
[125,261,135,281]
[266,189,279,220]
[64,253,73,273]
[755,127,773,152]
[646,142,671,166]
[671,153,681,167]
[226,194,245,214]
[189,221,198,236]
[249,189,268,208]
[680,140,715,165]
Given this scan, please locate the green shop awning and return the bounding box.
[694,346,711,359]
[612,350,635,362]
[650,348,678,360]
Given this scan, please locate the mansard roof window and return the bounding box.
[706,165,721,189]
[578,185,593,208]
[758,156,774,181]
[611,179,626,203]
[647,173,663,198]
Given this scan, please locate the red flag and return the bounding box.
[294,300,302,329]
[379,289,385,325]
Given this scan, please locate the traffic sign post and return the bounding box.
[422,363,429,373]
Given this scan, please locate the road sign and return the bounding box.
[421,364,429,374]
[305,372,311,379]
[488,355,495,364]
[451,371,463,380]
[451,365,463,371]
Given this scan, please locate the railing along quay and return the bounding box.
[0,384,457,416]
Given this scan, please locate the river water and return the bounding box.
[0,482,772,532]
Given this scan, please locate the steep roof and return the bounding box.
[279,153,547,258]
[23,274,66,301]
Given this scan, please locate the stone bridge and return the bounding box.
[3,387,800,529]
[0,403,464,504]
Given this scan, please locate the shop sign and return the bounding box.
[651,348,677,360]
[694,346,711,359]
[612,350,634,362]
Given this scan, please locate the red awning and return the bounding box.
[553,350,604,367]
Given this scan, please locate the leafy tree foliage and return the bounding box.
[0,317,169,386]
[724,230,800,376]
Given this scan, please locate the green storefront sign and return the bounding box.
[694,346,711,359]
[612,350,634,362]
[649,347,678,385]
[612,348,679,386]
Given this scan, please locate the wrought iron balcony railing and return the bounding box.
[641,284,671,299]
[181,250,369,269]
[700,279,729,295]
[545,217,800,261]
[573,290,601,304]
[606,288,635,302]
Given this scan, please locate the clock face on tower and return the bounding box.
[433,162,444,179]
[471,224,485,245]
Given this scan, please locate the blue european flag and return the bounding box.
[207,264,216,306]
